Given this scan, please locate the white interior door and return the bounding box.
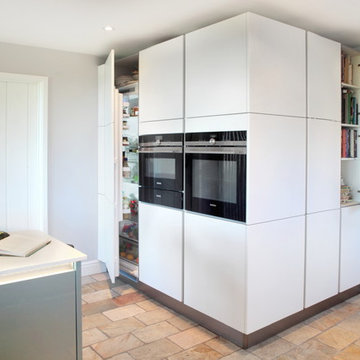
[0,73,47,232]
[98,50,119,283]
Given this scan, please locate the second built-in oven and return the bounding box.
[185,131,247,222]
[139,133,183,209]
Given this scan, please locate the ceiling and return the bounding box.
[1,0,360,60]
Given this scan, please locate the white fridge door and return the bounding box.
[98,50,119,283]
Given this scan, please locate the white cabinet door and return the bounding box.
[246,216,305,333]
[307,119,341,213]
[305,210,340,307]
[139,203,183,301]
[307,32,341,121]
[246,114,306,224]
[0,74,47,232]
[340,205,360,291]
[185,14,247,118]
[184,213,246,332]
[185,13,305,120]
[139,36,184,124]
[98,50,119,283]
[247,13,306,117]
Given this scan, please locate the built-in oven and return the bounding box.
[139,133,183,209]
[185,131,247,222]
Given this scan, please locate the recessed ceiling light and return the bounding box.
[103,25,114,31]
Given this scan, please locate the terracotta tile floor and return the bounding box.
[82,273,360,360]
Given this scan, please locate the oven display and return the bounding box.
[192,159,237,204]
[145,158,176,180]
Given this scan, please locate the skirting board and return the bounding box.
[135,280,360,349]
[81,260,106,277]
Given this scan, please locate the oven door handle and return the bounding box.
[139,147,183,154]
[185,147,246,155]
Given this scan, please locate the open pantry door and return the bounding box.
[98,50,120,283]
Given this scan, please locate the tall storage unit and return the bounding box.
[137,36,185,299]
[98,50,140,283]
[304,33,341,308]
[339,47,360,291]
[183,12,307,334]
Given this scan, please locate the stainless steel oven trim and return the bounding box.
[139,147,183,153]
[185,147,247,155]
[185,140,246,147]
[139,141,183,147]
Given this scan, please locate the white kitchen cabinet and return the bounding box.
[139,202,183,301]
[307,32,341,121]
[340,205,360,291]
[307,119,341,213]
[98,50,119,283]
[139,118,183,136]
[246,114,306,224]
[139,36,184,125]
[246,216,305,333]
[305,210,340,307]
[184,212,246,332]
[185,12,306,119]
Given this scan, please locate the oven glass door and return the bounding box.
[139,151,183,191]
[185,152,246,221]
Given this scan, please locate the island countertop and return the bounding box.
[0,230,87,283]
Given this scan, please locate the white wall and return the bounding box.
[0,42,100,261]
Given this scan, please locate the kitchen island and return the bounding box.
[0,230,86,360]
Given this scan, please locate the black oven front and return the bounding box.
[139,133,183,209]
[185,131,246,222]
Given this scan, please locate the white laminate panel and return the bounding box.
[185,114,249,133]
[104,50,115,126]
[184,212,246,332]
[305,210,340,307]
[246,216,305,333]
[0,230,86,277]
[98,126,105,195]
[0,82,6,229]
[6,82,29,230]
[139,36,184,122]
[340,205,360,291]
[27,83,42,230]
[185,14,247,118]
[103,122,115,202]
[139,203,183,301]
[97,194,117,283]
[246,114,306,224]
[247,13,306,117]
[98,65,105,127]
[139,119,183,135]
[307,32,341,121]
[307,119,341,213]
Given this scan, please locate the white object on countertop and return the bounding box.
[0,230,87,277]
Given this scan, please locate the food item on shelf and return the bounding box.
[120,251,126,258]
[123,166,131,178]
[129,199,138,216]
[126,254,135,261]
[122,136,129,146]
[136,257,139,264]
